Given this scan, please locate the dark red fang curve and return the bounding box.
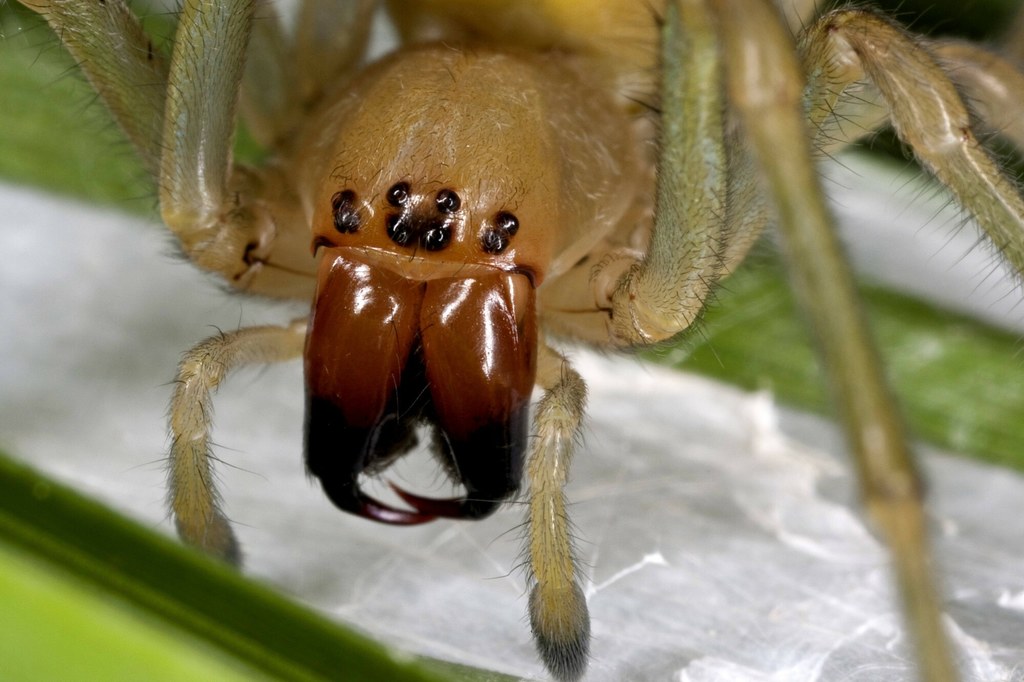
[388,481,466,518]
[356,486,437,525]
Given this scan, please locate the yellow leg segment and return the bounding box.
[526,344,589,682]
[169,320,306,563]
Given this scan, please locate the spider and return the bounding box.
[12,0,1024,680]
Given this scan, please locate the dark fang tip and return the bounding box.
[388,482,464,517]
[357,488,437,524]
[388,481,504,519]
[318,477,438,524]
[529,583,591,682]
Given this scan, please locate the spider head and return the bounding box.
[303,148,547,526]
[299,46,579,524]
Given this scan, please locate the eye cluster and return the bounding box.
[330,182,521,255]
[383,182,458,252]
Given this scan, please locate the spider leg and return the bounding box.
[603,0,782,342]
[608,0,728,345]
[778,0,825,36]
[930,40,1024,150]
[802,67,889,156]
[805,36,1024,157]
[526,344,589,682]
[169,320,306,564]
[998,3,1024,66]
[159,0,277,288]
[240,0,379,148]
[800,10,1024,282]
[715,2,964,679]
[16,1,168,178]
[24,1,316,298]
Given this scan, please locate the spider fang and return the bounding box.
[304,250,537,523]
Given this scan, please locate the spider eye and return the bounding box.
[387,182,411,207]
[386,213,415,246]
[331,190,361,233]
[495,211,518,236]
[481,229,508,254]
[435,188,461,214]
[481,211,519,254]
[422,224,452,251]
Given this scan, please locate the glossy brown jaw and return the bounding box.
[304,250,537,524]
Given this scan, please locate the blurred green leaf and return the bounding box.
[0,453,460,682]
[661,256,1024,470]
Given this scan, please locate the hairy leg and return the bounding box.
[241,0,379,148]
[932,40,1024,150]
[800,10,1024,281]
[526,344,589,682]
[169,321,306,563]
[23,0,316,297]
[608,0,728,345]
[17,1,167,177]
[717,3,965,679]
